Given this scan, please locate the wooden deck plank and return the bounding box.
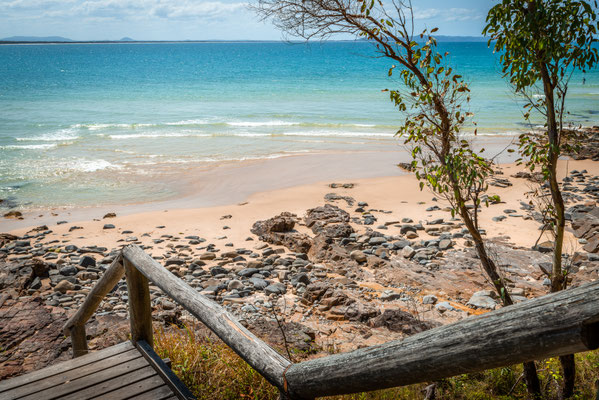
[2,349,142,399]
[91,375,167,400]
[125,385,175,400]
[64,367,160,400]
[0,341,134,394]
[17,357,150,400]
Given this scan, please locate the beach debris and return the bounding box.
[3,211,22,219]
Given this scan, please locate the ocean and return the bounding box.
[0,41,597,210]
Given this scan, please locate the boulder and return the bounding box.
[54,280,76,293]
[251,213,311,253]
[350,250,367,264]
[251,212,297,235]
[369,309,436,334]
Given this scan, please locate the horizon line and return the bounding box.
[0,35,488,45]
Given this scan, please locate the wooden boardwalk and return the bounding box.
[0,341,195,400]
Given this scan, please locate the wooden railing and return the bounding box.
[63,244,599,400]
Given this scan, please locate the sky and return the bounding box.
[1,0,498,41]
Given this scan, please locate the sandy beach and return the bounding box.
[3,140,596,253]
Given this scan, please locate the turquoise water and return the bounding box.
[0,42,598,209]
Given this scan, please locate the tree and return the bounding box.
[484,0,599,397]
[253,0,540,395]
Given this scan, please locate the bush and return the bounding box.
[155,323,599,400]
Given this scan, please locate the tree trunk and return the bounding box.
[458,203,513,305]
[540,60,574,399]
[560,354,575,399]
[458,202,542,397]
[523,360,542,398]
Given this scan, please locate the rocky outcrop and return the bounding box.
[0,297,69,380]
[251,212,312,253]
[305,204,350,234]
[369,309,437,335]
[570,205,599,253]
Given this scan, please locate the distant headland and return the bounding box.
[0,35,488,44]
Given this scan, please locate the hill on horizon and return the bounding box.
[1,35,487,43]
[1,36,74,42]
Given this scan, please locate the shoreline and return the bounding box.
[1,135,520,232]
[5,156,598,253]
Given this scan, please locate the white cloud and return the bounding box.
[413,7,482,22]
[6,0,248,21]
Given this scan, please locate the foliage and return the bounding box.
[153,324,278,400]
[155,323,599,399]
[385,29,491,221]
[484,0,598,182]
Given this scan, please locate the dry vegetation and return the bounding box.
[154,323,599,400]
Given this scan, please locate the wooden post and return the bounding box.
[122,245,291,390]
[63,255,125,337]
[124,257,153,348]
[70,324,88,358]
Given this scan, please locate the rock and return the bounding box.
[249,277,269,290]
[103,213,116,219]
[422,294,438,305]
[210,266,228,276]
[318,223,354,239]
[227,280,243,291]
[435,301,456,313]
[54,280,76,293]
[290,273,310,286]
[29,277,42,290]
[344,302,379,322]
[165,258,186,266]
[304,204,350,233]
[438,239,452,251]
[379,291,402,301]
[533,241,554,253]
[200,252,217,261]
[368,237,387,246]
[158,299,176,310]
[3,211,22,219]
[76,271,98,281]
[102,224,115,230]
[79,255,96,268]
[251,212,312,253]
[222,251,239,259]
[402,246,416,259]
[0,297,71,379]
[369,309,436,334]
[350,250,367,263]
[324,193,355,206]
[583,237,599,253]
[252,212,297,234]
[247,260,263,269]
[238,268,259,278]
[59,265,78,276]
[264,283,287,295]
[467,290,498,310]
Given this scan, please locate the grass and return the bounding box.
[154,323,599,400]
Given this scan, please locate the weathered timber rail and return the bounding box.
[60,244,599,399]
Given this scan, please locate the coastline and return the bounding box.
[5,144,597,253]
[2,134,519,233]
